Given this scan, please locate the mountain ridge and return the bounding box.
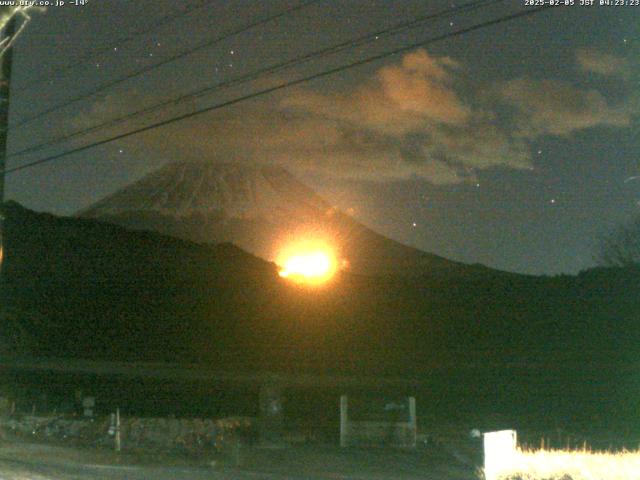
[79,161,496,277]
[1,201,638,433]
[2,200,638,366]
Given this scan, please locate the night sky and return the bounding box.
[4,0,639,275]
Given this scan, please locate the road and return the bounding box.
[0,440,479,479]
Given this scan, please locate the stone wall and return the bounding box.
[0,414,255,452]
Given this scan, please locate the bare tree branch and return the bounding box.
[596,217,640,267]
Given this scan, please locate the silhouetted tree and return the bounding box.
[596,216,640,267]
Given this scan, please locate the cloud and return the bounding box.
[499,78,632,138]
[282,49,470,135]
[274,49,530,181]
[67,49,534,185]
[138,105,466,184]
[69,90,196,134]
[376,50,471,126]
[71,48,635,186]
[576,48,632,78]
[420,121,531,171]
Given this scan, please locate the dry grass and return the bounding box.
[485,446,640,480]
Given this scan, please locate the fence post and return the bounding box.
[408,396,417,448]
[259,379,284,446]
[340,395,348,448]
[115,407,121,452]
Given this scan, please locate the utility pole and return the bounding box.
[0,14,15,269]
[0,14,16,202]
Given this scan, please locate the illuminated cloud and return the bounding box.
[500,78,632,138]
[282,49,470,134]
[68,49,532,185]
[141,106,465,183]
[277,49,529,181]
[576,48,632,78]
[420,120,531,172]
[72,48,635,185]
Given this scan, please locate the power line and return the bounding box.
[14,0,216,93]
[9,0,504,159]
[3,5,553,177]
[9,0,321,130]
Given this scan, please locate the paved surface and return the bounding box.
[0,441,479,479]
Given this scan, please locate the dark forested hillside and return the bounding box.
[2,201,639,372]
[2,201,640,429]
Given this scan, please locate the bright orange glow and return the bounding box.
[277,240,338,285]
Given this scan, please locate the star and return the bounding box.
[412,222,417,227]
[550,198,556,204]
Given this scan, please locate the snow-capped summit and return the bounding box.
[83,161,330,224]
[80,161,470,276]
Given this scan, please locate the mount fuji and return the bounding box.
[80,161,485,276]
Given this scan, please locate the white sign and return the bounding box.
[483,429,517,480]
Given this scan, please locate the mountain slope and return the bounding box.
[3,202,640,430]
[4,201,640,367]
[80,161,485,276]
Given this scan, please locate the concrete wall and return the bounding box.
[347,420,416,447]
